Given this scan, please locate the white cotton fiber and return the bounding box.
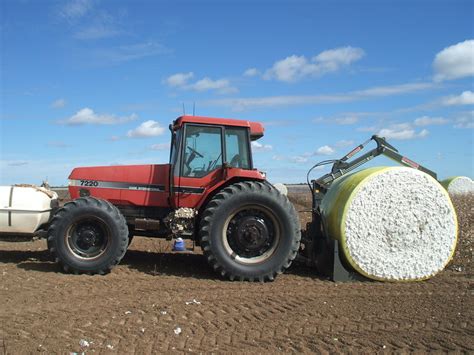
[343,168,457,281]
[443,176,474,195]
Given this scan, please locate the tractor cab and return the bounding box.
[168,116,266,209]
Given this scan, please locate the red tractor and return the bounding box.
[48,116,301,281]
[47,115,436,282]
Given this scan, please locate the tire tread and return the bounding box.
[47,197,129,275]
[199,181,301,282]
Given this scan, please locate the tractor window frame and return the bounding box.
[180,123,225,178]
[170,128,183,177]
[224,126,253,170]
[247,128,254,170]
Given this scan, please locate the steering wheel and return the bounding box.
[186,146,204,158]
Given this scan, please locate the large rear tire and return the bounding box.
[200,181,301,281]
[47,197,129,274]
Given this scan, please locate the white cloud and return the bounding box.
[453,111,474,129]
[359,116,447,138]
[263,46,365,82]
[441,91,474,106]
[433,39,474,81]
[273,147,337,164]
[378,123,429,140]
[57,0,92,22]
[289,155,310,163]
[288,151,336,164]
[315,145,335,155]
[264,55,306,82]
[206,82,436,111]
[251,141,273,152]
[56,0,124,40]
[414,116,449,126]
[165,72,194,87]
[150,142,171,150]
[127,120,165,138]
[187,77,238,94]
[272,152,312,164]
[59,108,137,125]
[72,11,123,40]
[356,83,436,97]
[243,68,259,77]
[418,129,429,138]
[96,41,169,64]
[357,126,377,133]
[51,98,66,109]
[314,112,379,126]
[164,73,237,94]
[334,115,359,125]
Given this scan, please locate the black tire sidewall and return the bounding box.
[206,185,298,278]
[52,200,127,272]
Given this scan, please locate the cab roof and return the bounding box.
[173,115,264,140]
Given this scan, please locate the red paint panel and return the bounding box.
[68,164,171,207]
[175,168,265,209]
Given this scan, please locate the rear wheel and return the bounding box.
[200,181,301,281]
[48,197,129,274]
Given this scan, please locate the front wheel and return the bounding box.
[200,181,301,281]
[47,197,129,274]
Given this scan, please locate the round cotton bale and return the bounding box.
[321,166,458,282]
[441,176,474,195]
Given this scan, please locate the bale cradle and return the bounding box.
[320,167,458,281]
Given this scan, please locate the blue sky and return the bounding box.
[1,0,473,186]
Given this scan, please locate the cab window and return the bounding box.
[182,125,222,177]
[225,127,251,169]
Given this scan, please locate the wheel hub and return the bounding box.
[227,209,276,259]
[67,219,109,259]
[77,228,98,249]
[236,217,269,250]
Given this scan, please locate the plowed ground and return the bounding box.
[0,192,472,353]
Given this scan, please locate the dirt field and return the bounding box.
[0,192,472,353]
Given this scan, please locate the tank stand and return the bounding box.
[331,240,371,282]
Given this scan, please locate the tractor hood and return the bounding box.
[68,164,170,206]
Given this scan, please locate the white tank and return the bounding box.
[0,185,58,235]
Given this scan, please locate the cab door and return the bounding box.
[171,124,225,208]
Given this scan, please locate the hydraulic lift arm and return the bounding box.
[313,135,437,192]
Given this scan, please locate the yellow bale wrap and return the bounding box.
[320,166,458,282]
